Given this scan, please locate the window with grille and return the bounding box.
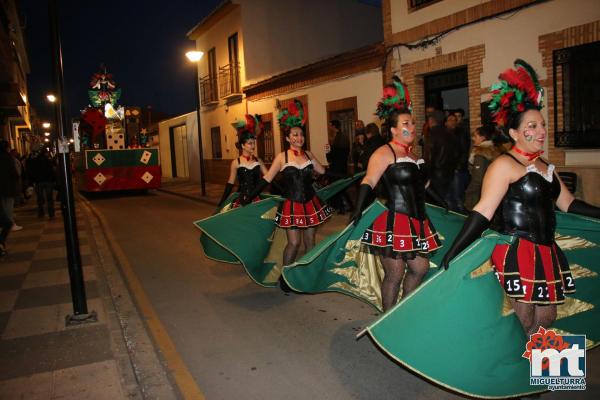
[553,41,600,148]
[257,114,274,163]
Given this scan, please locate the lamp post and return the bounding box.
[186,50,206,196]
[48,0,96,325]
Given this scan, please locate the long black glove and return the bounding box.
[426,186,449,213]
[568,199,600,219]
[218,183,234,207]
[439,210,489,270]
[349,184,373,225]
[240,178,268,206]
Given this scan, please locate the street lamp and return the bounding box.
[42,122,51,129]
[48,0,94,325]
[186,50,206,196]
[44,132,51,137]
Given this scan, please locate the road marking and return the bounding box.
[85,199,206,400]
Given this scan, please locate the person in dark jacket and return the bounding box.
[352,130,366,173]
[0,140,18,255]
[361,123,386,168]
[27,145,56,218]
[446,112,471,213]
[424,110,459,199]
[326,120,352,213]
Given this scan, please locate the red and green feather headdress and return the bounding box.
[375,77,412,120]
[235,114,263,142]
[489,59,544,126]
[278,99,306,129]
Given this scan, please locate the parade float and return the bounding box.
[74,66,161,192]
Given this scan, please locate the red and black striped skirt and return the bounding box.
[360,210,442,259]
[274,195,333,228]
[491,237,576,304]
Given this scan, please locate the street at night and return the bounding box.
[2,0,600,399]
[86,189,460,400]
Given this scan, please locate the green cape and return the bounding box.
[283,203,600,398]
[194,172,365,286]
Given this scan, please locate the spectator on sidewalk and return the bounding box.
[361,123,385,168]
[446,112,470,214]
[352,130,366,173]
[9,149,24,231]
[27,145,56,218]
[464,125,503,210]
[355,119,365,138]
[424,110,459,202]
[419,105,436,160]
[360,123,387,204]
[0,140,19,256]
[326,120,352,213]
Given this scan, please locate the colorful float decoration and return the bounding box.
[75,65,161,192]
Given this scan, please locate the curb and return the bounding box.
[79,195,181,399]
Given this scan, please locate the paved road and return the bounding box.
[87,190,598,400]
[86,190,461,400]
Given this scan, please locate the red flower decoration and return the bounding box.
[288,101,298,115]
[383,86,397,98]
[500,92,514,107]
[522,327,571,371]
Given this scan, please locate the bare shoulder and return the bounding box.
[372,143,393,159]
[487,154,520,180]
[231,158,239,168]
[274,152,285,162]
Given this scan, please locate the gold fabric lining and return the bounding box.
[327,240,385,310]
[261,228,288,284]
[556,297,595,321]
[470,259,494,279]
[569,264,598,279]
[501,295,515,316]
[260,206,279,220]
[555,233,598,251]
[220,202,234,213]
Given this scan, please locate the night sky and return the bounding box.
[22,0,222,124]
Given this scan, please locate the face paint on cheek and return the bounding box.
[523,129,535,142]
[402,128,410,137]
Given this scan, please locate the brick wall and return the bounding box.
[387,45,485,134]
[539,20,600,167]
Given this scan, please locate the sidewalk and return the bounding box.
[158,178,223,206]
[0,200,178,399]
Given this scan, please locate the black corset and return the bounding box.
[281,163,315,203]
[237,164,261,198]
[496,172,561,245]
[382,161,427,219]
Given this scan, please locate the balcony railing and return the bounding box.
[199,75,218,105]
[219,62,241,98]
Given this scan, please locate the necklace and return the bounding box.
[513,146,543,161]
[392,140,412,154]
[291,148,304,157]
